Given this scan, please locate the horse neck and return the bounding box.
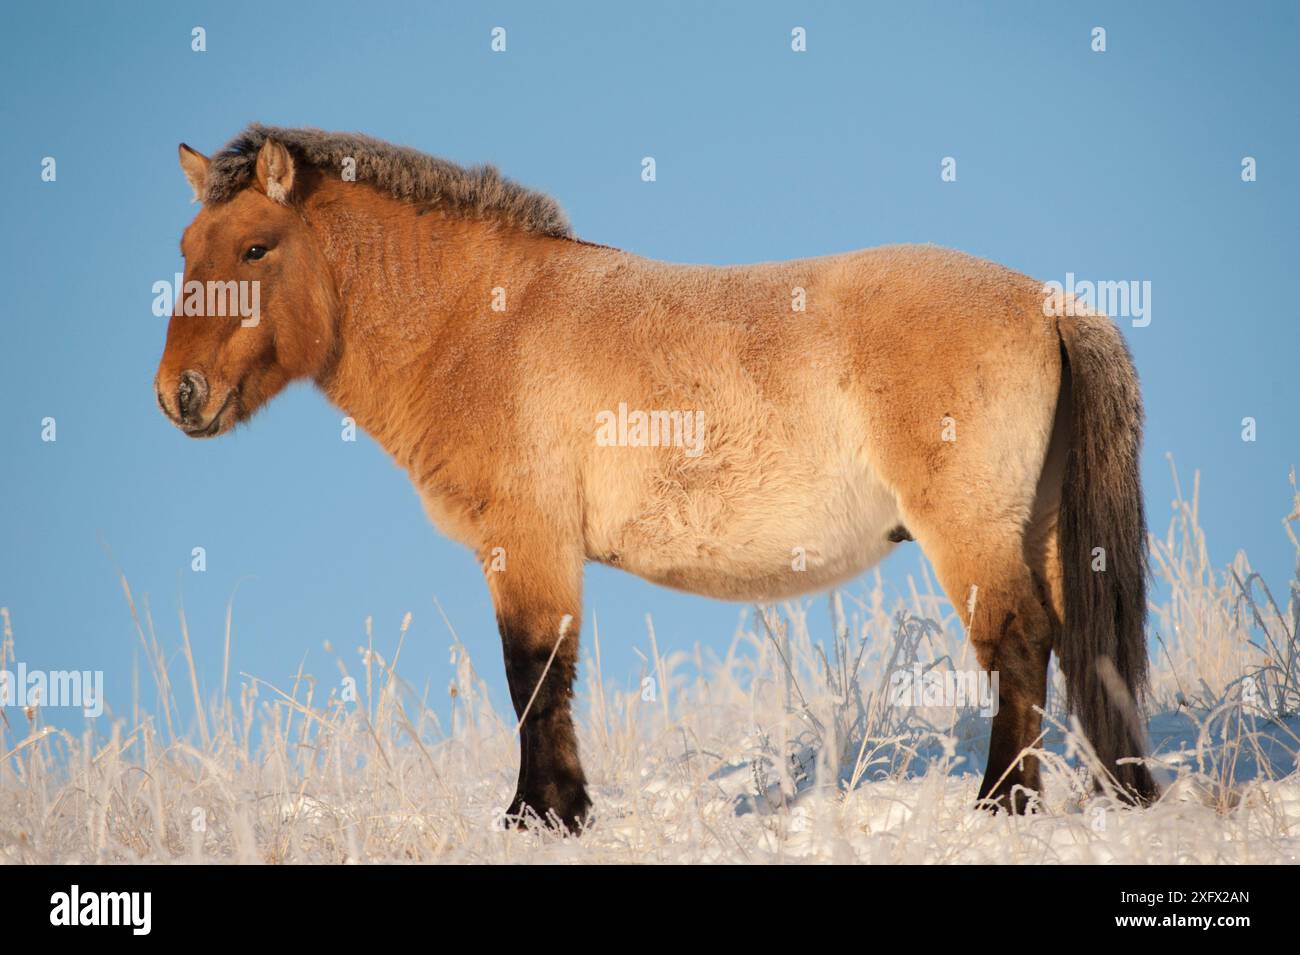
[303,180,567,467]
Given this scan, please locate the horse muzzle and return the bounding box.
[156,369,234,437]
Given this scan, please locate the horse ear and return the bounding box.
[178,144,210,202]
[255,139,295,204]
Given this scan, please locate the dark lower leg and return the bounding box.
[977,694,1043,813]
[975,613,1051,814]
[501,620,591,830]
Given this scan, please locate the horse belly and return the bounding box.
[598,454,904,603]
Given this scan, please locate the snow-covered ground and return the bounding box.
[2,469,1298,864]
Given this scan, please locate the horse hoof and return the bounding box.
[505,789,592,833]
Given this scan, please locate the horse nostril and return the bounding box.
[176,370,207,420]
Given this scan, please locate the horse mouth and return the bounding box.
[183,390,237,438]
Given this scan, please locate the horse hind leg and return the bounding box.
[903,509,1056,813]
[975,367,1070,807]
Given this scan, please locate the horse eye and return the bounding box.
[244,245,269,261]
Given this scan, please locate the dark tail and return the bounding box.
[1056,311,1159,805]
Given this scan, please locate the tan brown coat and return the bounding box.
[156,127,1157,827]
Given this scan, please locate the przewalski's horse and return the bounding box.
[155,125,1158,828]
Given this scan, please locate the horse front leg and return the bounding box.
[485,538,591,831]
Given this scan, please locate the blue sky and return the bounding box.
[1,1,1296,732]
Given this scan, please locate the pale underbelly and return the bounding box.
[597,466,905,603]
